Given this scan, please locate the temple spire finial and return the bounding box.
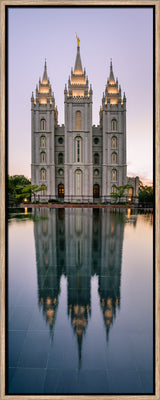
[76,33,80,47]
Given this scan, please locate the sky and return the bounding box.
[8,6,153,184]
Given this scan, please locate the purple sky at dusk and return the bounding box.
[8,6,153,184]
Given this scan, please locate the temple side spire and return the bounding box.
[42,59,48,83]
[109,59,115,84]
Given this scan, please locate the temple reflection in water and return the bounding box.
[33,208,137,364]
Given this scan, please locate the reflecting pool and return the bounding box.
[8,208,153,394]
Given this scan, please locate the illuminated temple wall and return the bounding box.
[31,47,139,201]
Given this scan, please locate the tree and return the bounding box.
[8,175,31,205]
[110,184,131,203]
[8,175,47,205]
[138,184,153,206]
[8,175,31,194]
[16,184,47,203]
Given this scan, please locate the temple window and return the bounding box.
[58,137,63,144]
[41,168,46,180]
[112,152,117,163]
[58,153,63,164]
[112,119,117,131]
[112,169,117,181]
[112,136,117,148]
[41,136,46,148]
[76,111,81,130]
[41,152,46,163]
[94,137,99,144]
[40,118,46,131]
[75,137,82,163]
[94,153,99,164]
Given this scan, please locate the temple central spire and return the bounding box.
[66,37,91,98]
[74,37,83,75]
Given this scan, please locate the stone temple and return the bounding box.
[31,38,139,202]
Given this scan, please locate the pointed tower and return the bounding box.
[100,61,127,199]
[64,36,93,202]
[31,61,57,198]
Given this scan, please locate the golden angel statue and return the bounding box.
[76,33,80,47]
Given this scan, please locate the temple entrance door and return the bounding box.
[93,184,100,198]
[58,183,64,198]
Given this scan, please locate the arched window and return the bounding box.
[94,153,99,165]
[41,168,46,180]
[58,169,64,176]
[76,111,81,130]
[40,119,46,131]
[112,169,117,181]
[112,136,117,149]
[41,152,46,163]
[58,153,63,164]
[94,169,99,176]
[40,136,46,148]
[93,184,100,198]
[75,169,82,196]
[112,152,117,163]
[75,137,82,163]
[112,119,117,131]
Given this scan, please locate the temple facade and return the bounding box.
[31,39,139,202]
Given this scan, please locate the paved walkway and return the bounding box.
[19,203,141,209]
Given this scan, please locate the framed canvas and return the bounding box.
[0,1,160,399]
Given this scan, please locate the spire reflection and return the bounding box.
[97,210,124,339]
[66,209,92,367]
[33,208,137,364]
[33,208,64,338]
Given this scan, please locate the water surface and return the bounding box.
[8,208,153,394]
